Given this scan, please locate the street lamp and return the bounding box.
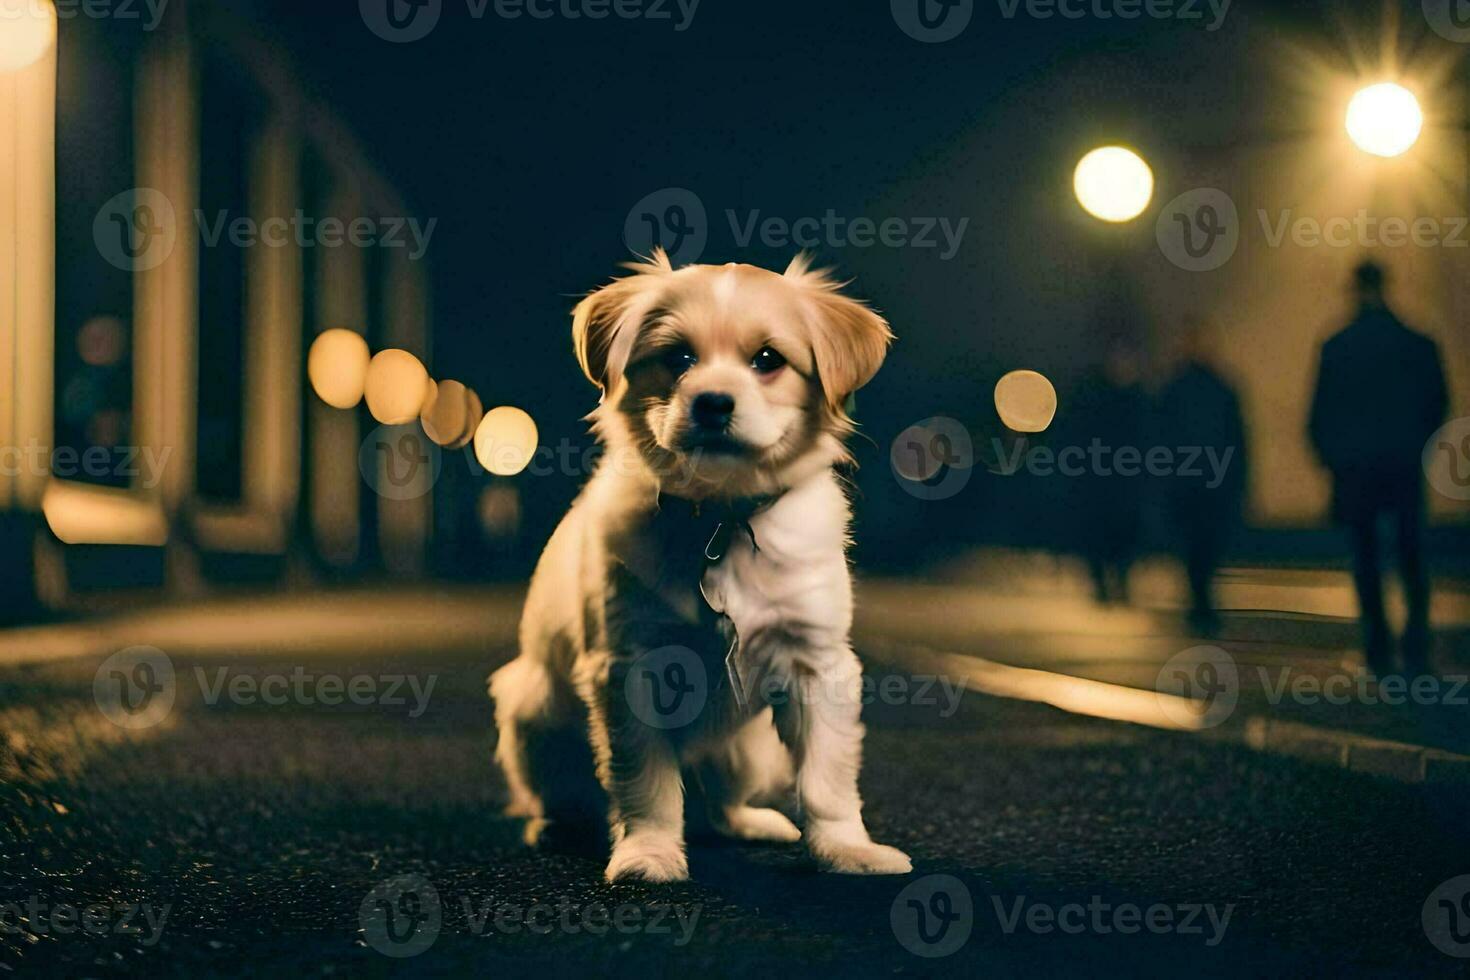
[1073,146,1155,222]
[0,0,56,71]
[1345,83,1423,158]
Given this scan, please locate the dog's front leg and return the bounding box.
[589,658,689,883]
[772,647,912,875]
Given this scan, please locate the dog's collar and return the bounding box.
[654,492,780,563]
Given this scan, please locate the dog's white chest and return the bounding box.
[699,474,856,677]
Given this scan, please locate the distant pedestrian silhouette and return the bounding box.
[1158,321,1247,635]
[1308,262,1448,674]
[1074,336,1149,604]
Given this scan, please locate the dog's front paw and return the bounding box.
[605,834,689,883]
[816,840,912,875]
[808,822,912,875]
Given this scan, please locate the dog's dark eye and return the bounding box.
[751,347,786,374]
[663,348,698,376]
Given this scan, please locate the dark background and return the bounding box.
[253,0,1465,569]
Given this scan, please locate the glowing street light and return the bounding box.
[1073,146,1154,223]
[474,407,538,477]
[0,0,56,72]
[363,348,430,425]
[307,328,371,409]
[1345,83,1423,158]
[994,370,1058,433]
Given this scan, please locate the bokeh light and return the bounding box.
[455,388,484,452]
[1345,83,1423,158]
[474,406,539,477]
[363,348,430,425]
[0,0,57,72]
[307,328,371,409]
[421,379,476,448]
[994,370,1058,433]
[1073,146,1154,222]
[77,316,127,367]
[478,484,522,540]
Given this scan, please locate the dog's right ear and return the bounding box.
[572,249,675,393]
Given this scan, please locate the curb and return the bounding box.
[863,639,1470,788]
[1244,717,1470,786]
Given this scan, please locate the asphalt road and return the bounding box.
[2,587,1469,976]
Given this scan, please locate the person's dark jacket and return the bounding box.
[1308,307,1448,520]
[1158,362,1247,517]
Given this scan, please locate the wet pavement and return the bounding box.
[2,582,1469,976]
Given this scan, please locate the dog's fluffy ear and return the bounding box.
[786,254,893,408]
[572,249,675,391]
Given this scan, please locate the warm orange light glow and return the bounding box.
[994,370,1058,433]
[363,348,430,425]
[307,328,371,409]
[1073,146,1154,222]
[456,388,484,452]
[1345,83,1423,157]
[42,481,169,546]
[474,407,538,476]
[0,0,56,72]
[421,379,475,448]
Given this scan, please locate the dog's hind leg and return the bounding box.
[490,657,602,847]
[696,708,800,843]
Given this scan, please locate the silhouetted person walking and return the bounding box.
[1159,321,1247,635]
[1074,336,1149,604]
[1309,262,1448,674]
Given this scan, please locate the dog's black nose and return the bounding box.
[691,392,736,430]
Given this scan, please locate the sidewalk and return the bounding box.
[855,550,1470,774]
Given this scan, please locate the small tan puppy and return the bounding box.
[490,250,909,882]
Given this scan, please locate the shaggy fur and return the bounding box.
[490,251,909,882]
